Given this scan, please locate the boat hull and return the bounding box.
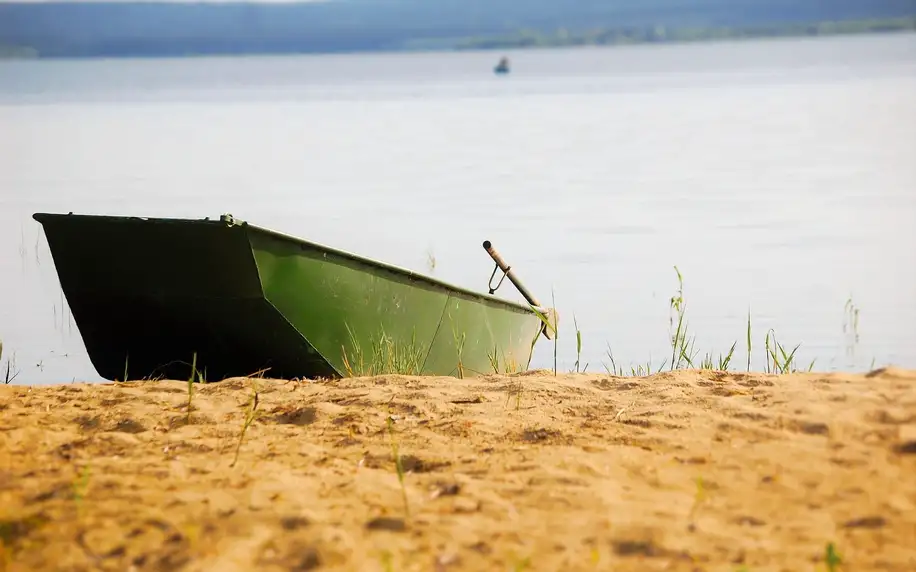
[33,213,545,381]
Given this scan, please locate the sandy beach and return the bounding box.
[1,367,914,571]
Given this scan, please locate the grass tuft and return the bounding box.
[699,341,737,371]
[487,344,522,376]
[599,267,817,376]
[487,346,500,374]
[452,325,466,379]
[667,266,704,370]
[1,341,21,385]
[573,314,587,373]
[687,475,707,523]
[230,381,261,468]
[342,325,424,377]
[764,329,802,374]
[186,352,198,425]
[746,311,752,372]
[379,550,394,572]
[72,464,91,519]
[825,541,842,572]
[603,343,666,376]
[386,415,410,519]
[512,555,532,571]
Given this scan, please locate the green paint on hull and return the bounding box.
[33,212,546,382]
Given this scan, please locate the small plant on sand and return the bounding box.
[386,415,410,519]
[1,341,20,385]
[573,314,587,373]
[763,329,806,374]
[379,550,394,572]
[601,267,815,375]
[186,352,198,425]
[667,266,743,372]
[72,464,91,518]
[341,325,364,376]
[687,475,708,524]
[603,343,666,376]
[699,342,737,371]
[746,311,752,372]
[503,374,523,411]
[452,326,466,379]
[668,266,701,369]
[824,542,842,572]
[487,346,501,374]
[488,344,531,411]
[512,555,532,571]
[487,344,522,376]
[230,382,261,468]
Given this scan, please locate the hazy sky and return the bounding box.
[0,0,334,3]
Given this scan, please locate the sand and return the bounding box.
[1,367,914,572]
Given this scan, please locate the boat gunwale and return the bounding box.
[245,223,539,315]
[31,212,543,316]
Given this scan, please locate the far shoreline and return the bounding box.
[1,25,913,62]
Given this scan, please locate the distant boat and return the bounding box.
[494,56,510,75]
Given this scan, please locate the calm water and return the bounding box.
[2,34,915,384]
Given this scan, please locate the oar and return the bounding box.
[482,240,556,339]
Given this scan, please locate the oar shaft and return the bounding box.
[482,240,542,307]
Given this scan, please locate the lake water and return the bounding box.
[2,34,915,384]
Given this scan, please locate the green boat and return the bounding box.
[33,212,556,382]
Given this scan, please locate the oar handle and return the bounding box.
[482,240,542,308]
